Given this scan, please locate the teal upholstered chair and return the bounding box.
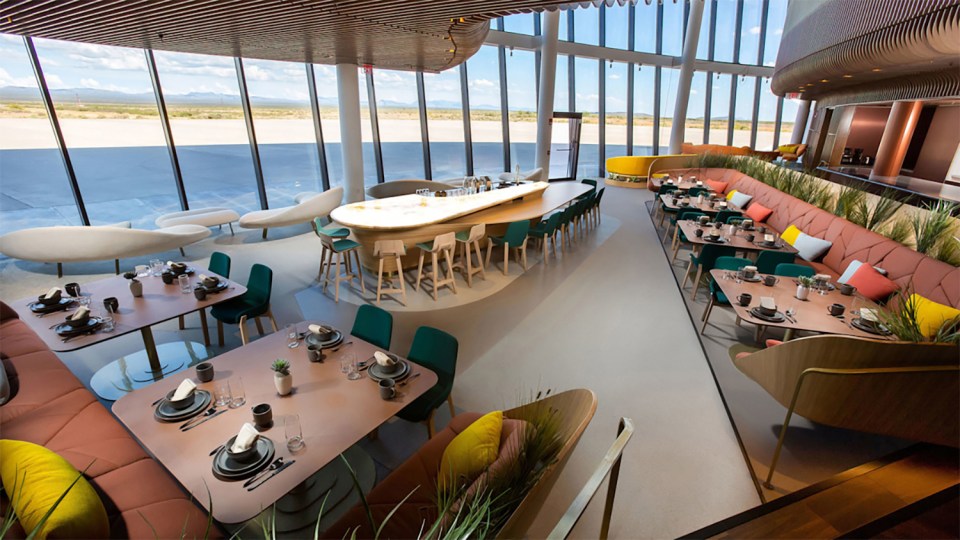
[591,187,605,225]
[715,210,741,224]
[211,263,278,346]
[574,193,595,236]
[557,205,576,251]
[485,220,531,275]
[529,212,562,264]
[700,256,753,334]
[682,244,735,300]
[775,263,815,278]
[725,215,747,226]
[396,326,459,438]
[655,184,680,223]
[688,186,710,197]
[180,251,232,346]
[670,210,707,261]
[350,304,392,350]
[756,250,795,275]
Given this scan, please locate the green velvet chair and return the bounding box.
[756,250,795,275]
[396,326,459,438]
[682,244,736,300]
[485,220,530,275]
[580,178,598,196]
[670,210,707,261]
[687,186,710,197]
[180,251,232,346]
[528,212,562,264]
[557,205,576,251]
[775,263,815,278]
[700,256,753,335]
[211,263,278,346]
[714,210,741,224]
[591,187,605,225]
[350,304,392,350]
[655,184,680,223]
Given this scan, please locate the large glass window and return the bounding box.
[502,13,535,35]
[634,2,658,54]
[573,7,599,46]
[506,49,538,172]
[358,68,379,187]
[689,71,707,145]
[0,35,83,236]
[756,78,778,150]
[709,73,732,144]
[633,65,656,155]
[714,0,737,63]
[574,57,599,176]
[373,69,423,180]
[423,69,466,180]
[605,62,629,161]
[659,67,680,154]
[661,1,685,57]
[242,58,321,205]
[739,0,763,65]
[310,65,342,189]
[764,0,788,67]
[466,46,503,176]
[780,98,801,147]
[696,0,715,60]
[604,4,630,50]
[34,38,181,228]
[555,54,570,113]
[733,76,755,147]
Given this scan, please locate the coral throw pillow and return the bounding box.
[745,202,773,223]
[846,264,899,302]
[438,411,503,491]
[704,179,728,194]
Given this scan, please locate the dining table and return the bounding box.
[10,268,246,401]
[651,177,713,191]
[676,220,800,256]
[658,193,743,216]
[708,268,894,342]
[111,321,438,524]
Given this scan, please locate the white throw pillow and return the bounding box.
[729,191,753,209]
[0,365,10,405]
[838,260,864,284]
[794,232,833,262]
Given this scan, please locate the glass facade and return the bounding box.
[0,0,797,235]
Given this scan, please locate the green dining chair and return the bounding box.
[670,210,707,261]
[715,210,741,224]
[682,244,736,300]
[211,263,278,346]
[688,187,710,197]
[700,256,753,334]
[557,205,576,252]
[581,178,598,191]
[655,185,679,222]
[528,212,562,264]
[486,220,531,275]
[775,263,815,278]
[574,193,595,237]
[350,304,392,350]
[756,250,795,275]
[591,187,605,225]
[725,215,747,226]
[396,326,459,438]
[179,251,232,346]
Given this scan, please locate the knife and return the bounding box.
[247,460,295,491]
[243,457,283,488]
[182,409,226,432]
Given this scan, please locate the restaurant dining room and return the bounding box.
[0,0,957,538]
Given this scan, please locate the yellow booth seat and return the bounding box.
[606,154,694,189]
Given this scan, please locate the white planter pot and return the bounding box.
[274,373,292,396]
[129,280,143,297]
[796,285,810,301]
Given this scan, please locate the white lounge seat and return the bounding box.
[239,186,343,239]
[365,180,453,199]
[498,168,545,183]
[156,207,240,234]
[0,224,211,277]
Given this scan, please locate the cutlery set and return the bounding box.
[180,407,225,431]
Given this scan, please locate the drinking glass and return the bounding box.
[286,323,300,349]
[100,315,115,333]
[150,259,164,277]
[340,355,351,374]
[135,264,149,277]
[285,414,305,452]
[735,268,744,284]
[344,351,361,380]
[178,274,192,294]
[78,296,92,308]
[229,377,245,408]
[213,380,232,407]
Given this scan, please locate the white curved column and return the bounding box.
[337,63,365,203]
[668,0,705,154]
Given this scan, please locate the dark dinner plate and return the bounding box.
[305,330,343,349]
[749,308,786,323]
[212,437,276,481]
[154,390,212,422]
[367,360,410,382]
[29,297,76,314]
[54,317,103,336]
[851,318,892,336]
[201,280,229,293]
[702,236,726,244]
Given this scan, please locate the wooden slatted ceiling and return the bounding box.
[0,0,579,72]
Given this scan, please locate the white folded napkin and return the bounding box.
[764,234,775,243]
[231,423,260,452]
[166,260,174,266]
[171,379,196,400]
[860,308,878,322]
[308,323,331,335]
[760,297,777,312]
[69,306,90,321]
[199,273,209,281]
[374,351,395,367]
[44,287,61,299]
[718,201,727,208]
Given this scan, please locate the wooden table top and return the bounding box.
[111,322,438,524]
[448,181,592,225]
[677,220,800,254]
[651,178,712,191]
[11,270,245,352]
[708,269,893,340]
[659,193,742,215]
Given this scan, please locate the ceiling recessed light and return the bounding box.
[843,74,853,78]
[872,68,882,72]
[820,79,829,83]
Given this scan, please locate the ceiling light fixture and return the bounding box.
[843,74,853,78]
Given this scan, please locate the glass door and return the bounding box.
[549,112,582,181]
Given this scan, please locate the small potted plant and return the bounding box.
[271,358,292,396]
[123,271,143,297]
[796,275,814,301]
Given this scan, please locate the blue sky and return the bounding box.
[0,1,792,120]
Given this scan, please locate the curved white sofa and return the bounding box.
[365,180,453,199]
[498,168,544,183]
[0,224,211,277]
[239,186,343,239]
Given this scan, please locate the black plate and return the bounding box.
[367,359,410,382]
[54,317,103,336]
[851,317,892,336]
[201,280,229,293]
[749,307,786,323]
[741,275,762,283]
[154,390,212,422]
[702,236,726,244]
[168,265,195,275]
[304,329,343,349]
[212,437,276,481]
[29,297,77,314]
[756,241,784,249]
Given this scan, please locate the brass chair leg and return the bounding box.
[503,242,509,275]
[700,297,714,334]
[255,317,265,336]
[447,394,455,418]
[425,409,436,439]
[239,315,250,345]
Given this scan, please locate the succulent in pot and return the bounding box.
[271,358,293,396]
[796,275,814,301]
[123,271,143,297]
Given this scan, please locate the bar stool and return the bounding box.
[415,232,458,301]
[314,217,349,280]
[319,233,365,303]
[373,240,407,305]
[454,224,486,287]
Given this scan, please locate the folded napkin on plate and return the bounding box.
[308,323,331,335]
[374,351,395,366]
[860,308,878,322]
[759,297,777,312]
[69,306,90,321]
[231,423,260,452]
[44,287,61,299]
[199,273,209,281]
[172,379,196,400]
[764,234,775,243]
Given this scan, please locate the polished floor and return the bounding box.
[0,184,761,538]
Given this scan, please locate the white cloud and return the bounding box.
[747,26,761,35]
[0,66,34,87]
[470,78,495,88]
[609,73,621,80]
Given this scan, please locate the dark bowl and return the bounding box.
[64,311,90,328]
[226,437,259,464]
[379,354,401,373]
[758,305,777,317]
[38,292,62,306]
[169,263,188,276]
[164,388,197,411]
[312,327,336,341]
[202,276,219,288]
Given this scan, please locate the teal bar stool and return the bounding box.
[211,263,278,346]
[350,304,393,350]
[180,251,231,346]
[775,263,815,278]
[396,326,458,438]
[485,220,530,275]
[528,212,562,265]
[314,217,350,280]
[756,250,796,275]
[318,227,365,303]
[682,244,736,300]
[700,256,753,334]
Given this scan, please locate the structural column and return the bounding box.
[535,10,561,173]
[668,0,704,154]
[790,99,812,145]
[871,100,923,179]
[336,63,365,203]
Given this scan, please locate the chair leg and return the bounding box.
[217,320,224,347]
[229,222,235,235]
[239,315,249,345]
[262,229,268,240]
[485,240,493,268]
[397,255,407,305]
[447,394,455,418]
[334,252,342,303]
[354,251,366,294]
[474,241,486,280]
[425,409,436,439]
[199,308,210,346]
[265,308,279,332]
[415,251,425,291]
[114,259,120,275]
[464,243,473,287]
[690,267,703,300]
[57,262,63,278]
[520,240,528,270]
[179,247,186,257]
[503,242,509,275]
[542,234,548,264]
[700,298,714,334]
[444,249,457,294]
[376,258,384,304]
[178,315,185,330]
[255,317,265,336]
[681,261,694,288]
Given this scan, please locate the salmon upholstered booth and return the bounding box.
[666,168,960,309]
[681,143,754,157]
[0,302,216,538]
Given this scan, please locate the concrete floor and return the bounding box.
[0,184,761,538]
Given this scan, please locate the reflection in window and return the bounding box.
[503,13,535,35]
[739,0,763,65]
[659,68,680,154]
[575,57,599,176]
[780,98,800,147]
[506,49,538,173]
[710,73,732,144]
[466,46,503,176]
[633,65,656,155]
[714,0,737,63]
[35,38,180,227]
[243,58,322,205]
[661,1,685,57]
[605,62,629,161]
[604,4,630,49]
[764,0,788,67]
[756,79,779,150]
[733,76,755,146]
[311,65,342,189]
[423,70,466,180]
[634,2,658,53]
[696,0,714,60]
[573,7,599,46]
[373,70,423,180]
[358,68,379,187]
[555,54,570,113]
[689,72,707,145]
[0,35,83,236]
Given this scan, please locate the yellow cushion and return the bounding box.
[780,224,802,245]
[438,411,503,491]
[0,440,108,539]
[778,144,799,154]
[909,294,960,338]
[726,190,738,201]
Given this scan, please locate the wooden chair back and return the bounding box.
[431,232,456,253]
[374,239,406,257]
[465,223,485,243]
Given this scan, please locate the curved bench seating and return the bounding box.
[497,167,545,183]
[155,207,240,233]
[238,186,343,239]
[605,155,696,189]
[0,224,211,277]
[365,180,453,199]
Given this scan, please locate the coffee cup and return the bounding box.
[161,271,175,285]
[763,275,779,287]
[746,234,755,243]
[737,293,752,307]
[195,362,214,383]
[252,403,273,430]
[743,266,758,279]
[307,344,324,363]
[103,297,119,313]
[698,216,709,225]
[758,226,767,234]
[379,379,396,400]
[193,287,207,301]
[65,283,81,297]
[840,283,856,296]
[829,303,845,316]
[694,229,704,237]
